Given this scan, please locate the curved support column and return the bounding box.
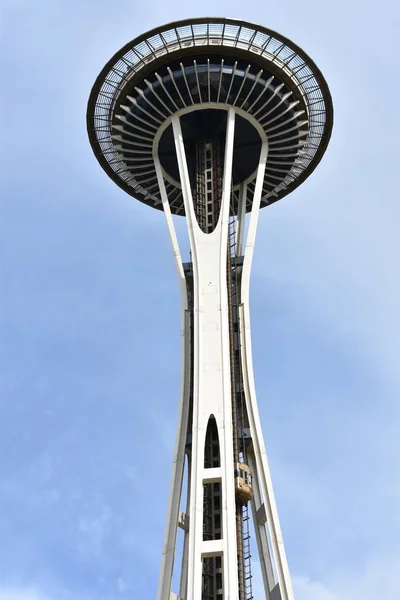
[247,448,275,597]
[179,456,192,599]
[235,182,247,257]
[239,142,295,600]
[155,156,191,600]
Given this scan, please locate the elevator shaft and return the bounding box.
[193,139,253,600]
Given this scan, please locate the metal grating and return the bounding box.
[87,17,333,214]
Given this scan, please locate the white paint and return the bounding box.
[203,467,222,483]
[239,141,296,600]
[171,107,239,600]
[236,182,248,257]
[156,107,295,600]
[155,156,191,600]
[152,101,268,193]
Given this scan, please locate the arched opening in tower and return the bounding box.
[203,415,223,599]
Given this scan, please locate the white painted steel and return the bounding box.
[235,182,247,257]
[239,140,295,600]
[178,511,189,532]
[202,467,222,483]
[155,106,295,600]
[171,108,240,600]
[152,102,268,194]
[247,449,275,597]
[154,155,185,283]
[155,156,191,600]
[179,458,191,599]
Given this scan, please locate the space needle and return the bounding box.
[87,17,333,600]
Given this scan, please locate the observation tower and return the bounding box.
[87,17,333,600]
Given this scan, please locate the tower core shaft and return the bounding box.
[156,110,292,600]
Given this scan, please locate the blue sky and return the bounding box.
[1,0,399,599]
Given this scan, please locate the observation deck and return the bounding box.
[87,17,333,216]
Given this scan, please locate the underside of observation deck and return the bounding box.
[87,18,333,215]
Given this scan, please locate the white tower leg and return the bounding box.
[179,457,191,599]
[155,156,191,600]
[239,141,295,600]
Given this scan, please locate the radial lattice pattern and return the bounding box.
[87,18,333,214]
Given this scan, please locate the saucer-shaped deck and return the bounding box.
[87,18,333,215]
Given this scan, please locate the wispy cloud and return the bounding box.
[1,0,398,598]
[293,551,400,600]
[0,589,51,600]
